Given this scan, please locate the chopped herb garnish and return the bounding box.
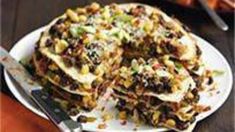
[212,70,224,76]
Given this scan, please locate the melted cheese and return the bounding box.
[178,35,197,60]
[40,48,97,85]
[144,77,196,102]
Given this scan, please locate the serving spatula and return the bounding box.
[0,46,82,132]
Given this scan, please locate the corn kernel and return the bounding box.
[115,8,123,15]
[186,92,194,99]
[48,63,58,71]
[41,78,48,85]
[94,66,104,76]
[86,117,97,122]
[166,119,176,127]
[132,109,140,124]
[144,21,153,32]
[119,111,127,120]
[95,32,107,40]
[83,83,91,90]
[76,8,86,14]
[89,2,100,12]
[81,64,89,74]
[55,39,69,54]
[171,85,178,93]
[102,113,113,122]
[123,79,132,88]
[53,75,60,83]
[66,9,79,22]
[152,111,161,124]
[96,77,104,83]
[82,37,90,45]
[88,99,97,108]
[83,96,91,104]
[78,15,87,22]
[97,123,106,129]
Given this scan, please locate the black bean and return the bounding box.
[163,82,172,93]
[119,100,126,106]
[155,83,165,93]
[70,83,79,91]
[192,64,200,71]
[61,55,74,67]
[130,5,145,16]
[166,43,177,53]
[88,51,101,65]
[149,44,158,56]
[49,25,57,35]
[45,39,53,47]
[77,115,88,123]
[191,88,198,95]
[49,25,62,38]
[176,121,189,130]
[149,97,162,106]
[68,108,80,116]
[56,18,65,25]
[207,77,214,85]
[196,45,202,56]
[60,77,69,86]
[159,77,172,93]
[165,32,174,38]
[161,105,172,115]
[71,94,82,101]
[175,31,183,38]
[35,51,42,60]
[159,113,166,122]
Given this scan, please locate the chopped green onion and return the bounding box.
[174,62,183,70]
[114,14,133,23]
[70,26,85,38]
[82,26,96,33]
[212,70,224,76]
[69,26,96,38]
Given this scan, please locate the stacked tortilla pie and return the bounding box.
[30,3,212,130]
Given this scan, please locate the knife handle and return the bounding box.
[31,90,82,132]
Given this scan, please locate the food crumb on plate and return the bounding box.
[102,113,113,122]
[77,115,96,123]
[101,106,105,112]
[120,120,127,125]
[98,123,107,129]
[118,111,127,120]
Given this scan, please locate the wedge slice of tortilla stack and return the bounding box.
[108,3,208,130]
[33,3,125,110]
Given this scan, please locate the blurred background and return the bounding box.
[1,0,234,132]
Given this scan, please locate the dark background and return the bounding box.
[1,0,234,131]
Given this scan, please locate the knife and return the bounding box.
[198,0,229,31]
[0,46,82,132]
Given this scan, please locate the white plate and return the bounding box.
[4,27,233,132]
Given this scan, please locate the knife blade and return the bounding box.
[198,0,229,31]
[0,46,82,132]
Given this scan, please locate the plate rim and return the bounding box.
[4,27,233,131]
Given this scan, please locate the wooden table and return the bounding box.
[0,92,58,132]
[1,0,234,131]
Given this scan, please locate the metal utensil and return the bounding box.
[0,46,82,132]
[198,0,229,31]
